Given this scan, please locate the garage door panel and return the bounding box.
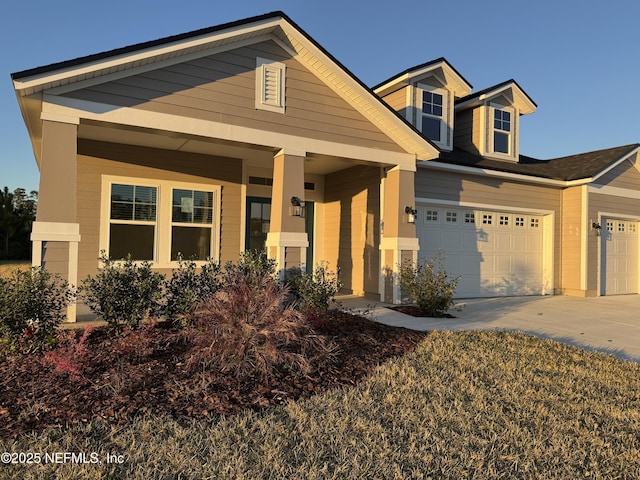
[602,217,639,295]
[416,203,545,297]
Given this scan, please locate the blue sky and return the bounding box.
[2,0,638,193]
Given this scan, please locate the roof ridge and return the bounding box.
[11,11,288,80]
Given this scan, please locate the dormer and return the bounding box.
[454,80,536,162]
[374,58,472,151]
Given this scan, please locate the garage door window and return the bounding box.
[426,210,439,222]
[446,211,457,223]
[482,214,493,225]
[464,212,475,224]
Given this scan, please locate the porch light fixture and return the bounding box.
[290,196,305,217]
[405,206,417,224]
[592,222,602,237]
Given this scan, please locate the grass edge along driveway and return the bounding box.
[2,330,640,479]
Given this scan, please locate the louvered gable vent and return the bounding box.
[256,57,286,114]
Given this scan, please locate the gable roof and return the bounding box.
[12,11,440,163]
[455,79,537,115]
[432,144,640,183]
[372,57,473,98]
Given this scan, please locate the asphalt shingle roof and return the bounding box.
[436,144,640,181]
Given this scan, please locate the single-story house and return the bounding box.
[11,11,640,321]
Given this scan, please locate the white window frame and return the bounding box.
[488,103,517,160]
[255,57,286,114]
[107,181,158,262]
[170,187,218,262]
[100,175,221,268]
[416,83,449,149]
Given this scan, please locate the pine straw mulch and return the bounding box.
[0,312,426,439]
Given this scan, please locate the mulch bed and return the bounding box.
[0,312,426,438]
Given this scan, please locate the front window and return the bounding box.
[171,189,214,260]
[493,108,511,154]
[109,184,157,260]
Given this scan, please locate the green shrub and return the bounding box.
[287,262,342,314]
[399,253,461,317]
[185,268,328,381]
[163,257,221,327]
[223,250,276,287]
[0,266,75,352]
[81,253,164,330]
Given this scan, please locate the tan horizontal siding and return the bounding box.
[561,186,583,293]
[76,140,242,279]
[454,109,474,152]
[63,40,404,153]
[596,159,640,189]
[42,241,69,280]
[415,169,560,210]
[324,166,381,295]
[381,87,408,120]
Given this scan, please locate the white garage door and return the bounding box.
[601,218,639,295]
[416,205,544,297]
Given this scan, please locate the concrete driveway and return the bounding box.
[339,295,640,363]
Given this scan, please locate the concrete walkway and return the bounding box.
[338,295,640,363]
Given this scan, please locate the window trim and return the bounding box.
[100,175,221,268]
[416,82,449,149]
[255,57,286,114]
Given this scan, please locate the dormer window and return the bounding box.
[416,84,449,148]
[486,103,516,159]
[493,108,511,154]
[421,91,444,141]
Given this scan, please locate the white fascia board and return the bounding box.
[455,82,536,114]
[417,160,591,187]
[14,18,284,95]
[278,23,439,160]
[42,95,416,169]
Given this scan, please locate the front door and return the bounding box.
[245,197,314,272]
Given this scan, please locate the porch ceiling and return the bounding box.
[78,122,391,175]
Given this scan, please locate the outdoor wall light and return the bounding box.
[405,206,417,224]
[290,196,305,217]
[592,222,602,237]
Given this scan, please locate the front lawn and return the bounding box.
[0,261,30,278]
[1,329,639,479]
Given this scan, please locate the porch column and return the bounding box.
[265,149,308,278]
[380,165,419,304]
[31,120,81,322]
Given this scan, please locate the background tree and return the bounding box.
[0,187,38,260]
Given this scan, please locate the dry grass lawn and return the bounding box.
[1,330,639,479]
[0,261,30,278]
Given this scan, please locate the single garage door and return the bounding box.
[601,218,639,295]
[416,205,544,297]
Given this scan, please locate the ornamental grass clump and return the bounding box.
[0,266,75,353]
[81,253,164,330]
[185,268,329,381]
[399,253,461,317]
